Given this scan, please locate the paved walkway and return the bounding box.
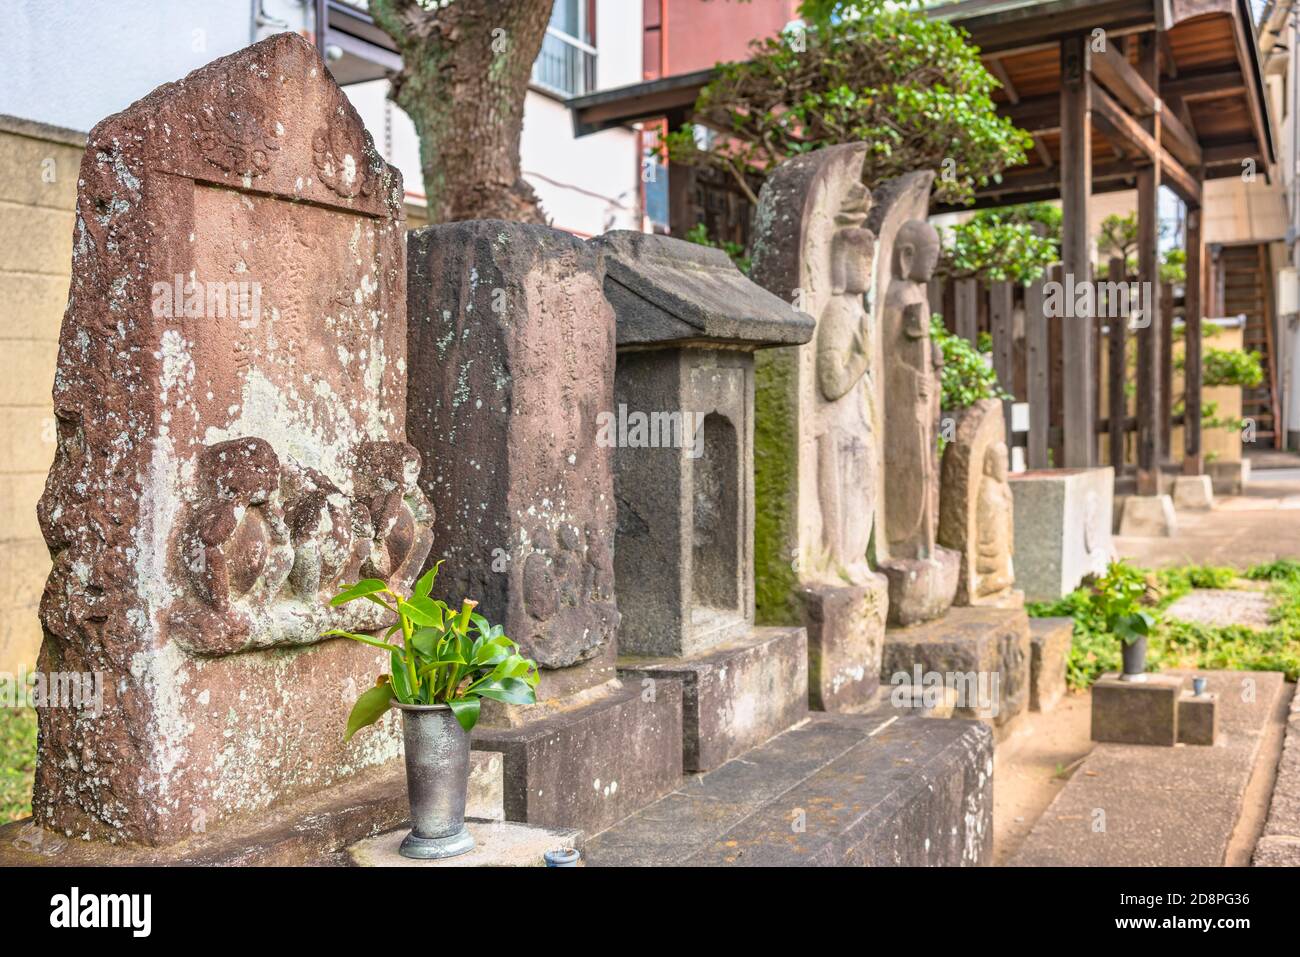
[1117,468,1300,568]
[1011,671,1289,866]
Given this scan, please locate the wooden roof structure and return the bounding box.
[570,0,1272,479]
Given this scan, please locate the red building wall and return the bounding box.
[643,0,801,80]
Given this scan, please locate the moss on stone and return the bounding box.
[754,347,800,625]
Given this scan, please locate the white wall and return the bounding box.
[0,0,313,133]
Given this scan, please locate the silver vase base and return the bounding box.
[399,826,475,861]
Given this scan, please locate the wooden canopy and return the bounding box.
[569,0,1275,481]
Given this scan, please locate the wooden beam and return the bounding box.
[987,56,1021,104]
[1061,34,1096,468]
[1183,207,1205,475]
[1161,67,1245,101]
[1135,32,1164,495]
[1159,99,1202,168]
[1091,79,1201,203]
[954,279,979,345]
[1004,94,1061,135]
[1032,135,1054,169]
[1092,39,1156,117]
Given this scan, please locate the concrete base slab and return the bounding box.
[1166,589,1274,630]
[472,678,683,834]
[879,547,960,626]
[880,682,960,718]
[1091,673,1181,745]
[1015,670,1287,866]
[1118,494,1177,537]
[798,577,888,711]
[1207,459,1250,495]
[880,605,1031,733]
[1172,474,1214,510]
[1178,691,1218,745]
[618,626,808,772]
[1029,617,1072,713]
[348,820,582,867]
[583,712,993,866]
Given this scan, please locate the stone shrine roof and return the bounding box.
[592,230,814,351]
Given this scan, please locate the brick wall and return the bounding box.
[0,115,83,675]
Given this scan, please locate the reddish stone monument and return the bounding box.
[26,33,430,848]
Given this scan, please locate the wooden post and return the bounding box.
[1134,31,1164,495]
[1061,35,1096,467]
[1026,275,1050,468]
[1049,264,1066,467]
[1184,205,1205,475]
[1107,257,1128,471]
[954,278,979,344]
[1160,279,1174,459]
[990,279,1015,445]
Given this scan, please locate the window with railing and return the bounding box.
[531,1,596,98]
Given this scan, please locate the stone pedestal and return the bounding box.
[348,820,582,868]
[1177,690,1218,745]
[1207,459,1250,495]
[1090,673,1181,745]
[593,230,815,770]
[1172,474,1215,510]
[1008,467,1114,602]
[619,627,808,771]
[1029,617,1072,713]
[880,605,1031,733]
[1118,494,1178,537]
[880,547,961,627]
[799,579,889,710]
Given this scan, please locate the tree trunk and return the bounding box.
[370,0,552,224]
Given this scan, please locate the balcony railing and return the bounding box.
[532,27,597,98]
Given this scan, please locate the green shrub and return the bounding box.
[1203,348,1264,389]
[930,315,1010,412]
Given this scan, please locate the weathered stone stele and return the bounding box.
[938,398,1021,607]
[592,230,812,770]
[406,221,683,833]
[407,221,619,701]
[34,33,430,846]
[749,144,889,709]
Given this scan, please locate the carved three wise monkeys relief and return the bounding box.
[168,438,433,656]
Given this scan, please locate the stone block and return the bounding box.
[0,407,57,475]
[619,626,808,771]
[881,681,959,718]
[1172,474,1214,510]
[880,605,1031,730]
[471,678,683,835]
[348,820,582,868]
[0,203,73,275]
[798,577,887,711]
[1207,458,1249,495]
[1029,616,1072,713]
[1008,466,1113,601]
[584,713,993,867]
[0,340,59,407]
[1118,494,1177,537]
[0,473,45,541]
[880,546,960,627]
[1177,690,1218,745]
[0,118,82,208]
[1090,673,1182,745]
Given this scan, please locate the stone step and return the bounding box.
[617,626,808,772]
[584,711,993,867]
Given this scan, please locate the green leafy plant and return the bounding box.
[663,0,1031,207]
[931,315,1011,412]
[939,203,1060,283]
[327,564,539,737]
[1096,212,1138,273]
[1203,347,1264,389]
[1090,560,1157,647]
